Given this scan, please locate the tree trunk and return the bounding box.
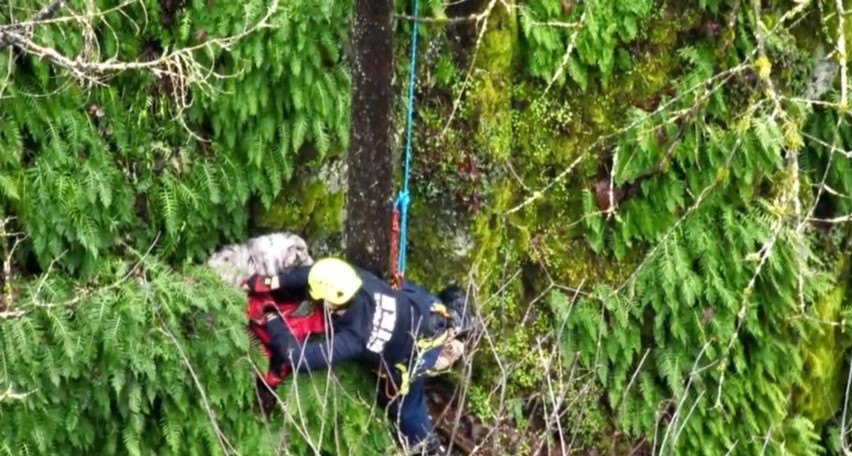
[345,0,394,278]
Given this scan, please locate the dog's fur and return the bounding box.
[207,232,313,287]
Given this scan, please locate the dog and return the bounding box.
[207,232,313,287]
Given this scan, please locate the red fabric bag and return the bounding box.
[245,291,326,383]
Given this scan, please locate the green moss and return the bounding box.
[471,2,519,162]
[252,171,344,244]
[795,249,852,429]
[402,0,682,403]
[404,212,473,290]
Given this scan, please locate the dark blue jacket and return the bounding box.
[266,264,441,374]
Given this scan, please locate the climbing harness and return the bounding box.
[389,0,421,290]
[375,301,459,399]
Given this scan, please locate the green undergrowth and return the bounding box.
[0,256,393,455]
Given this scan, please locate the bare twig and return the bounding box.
[394,12,484,25]
[540,9,586,97]
[0,0,67,50]
[836,0,848,110]
[0,383,35,401]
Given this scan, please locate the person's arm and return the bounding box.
[265,313,365,373]
[244,265,311,297]
[275,265,311,292]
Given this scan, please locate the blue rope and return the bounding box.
[394,0,420,277]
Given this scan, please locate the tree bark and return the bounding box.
[345,0,394,278]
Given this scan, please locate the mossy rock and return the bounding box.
[251,161,345,250]
[794,239,852,429]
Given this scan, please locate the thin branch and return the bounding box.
[0,384,36,401]
[541,9,586,97]
[0,0,67,50]
[439,0,500,139]
[393,12,483,25]
[836,0,848,109]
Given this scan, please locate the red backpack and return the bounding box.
[245,291,327,380]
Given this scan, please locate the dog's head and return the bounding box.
[247,232,313,275]
[208,232,314,287]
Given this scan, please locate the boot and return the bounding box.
[437,284,477,338]
[408,434,447,456]
[423,435,448,456]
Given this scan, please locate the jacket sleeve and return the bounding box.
[270,265,311,300]
[288,328,366,372]
[265,312,366,373]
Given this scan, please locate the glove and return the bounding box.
[243,274,280,293]
[263,370,282,389]
[254,373,281,418]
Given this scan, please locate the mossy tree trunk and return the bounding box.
[345,0,394,277]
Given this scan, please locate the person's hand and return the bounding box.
[263,370,282,389]
[254,373,281,418]
[243,274,280,293]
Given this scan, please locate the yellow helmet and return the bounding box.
[307,257,363,307]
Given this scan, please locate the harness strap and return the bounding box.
[374,301,454,399]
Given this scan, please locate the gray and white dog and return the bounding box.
[206,232,313,287]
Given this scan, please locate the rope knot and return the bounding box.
[394,191,410,211]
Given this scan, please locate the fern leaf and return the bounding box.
[159,184,179,235]
[278,121,291,161]
[201,163,221,204]
[292,116,308,151]
[312,119,330,157]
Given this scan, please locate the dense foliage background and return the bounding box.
[2,0,851,455]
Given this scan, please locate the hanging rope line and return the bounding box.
[389,0,420,289]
